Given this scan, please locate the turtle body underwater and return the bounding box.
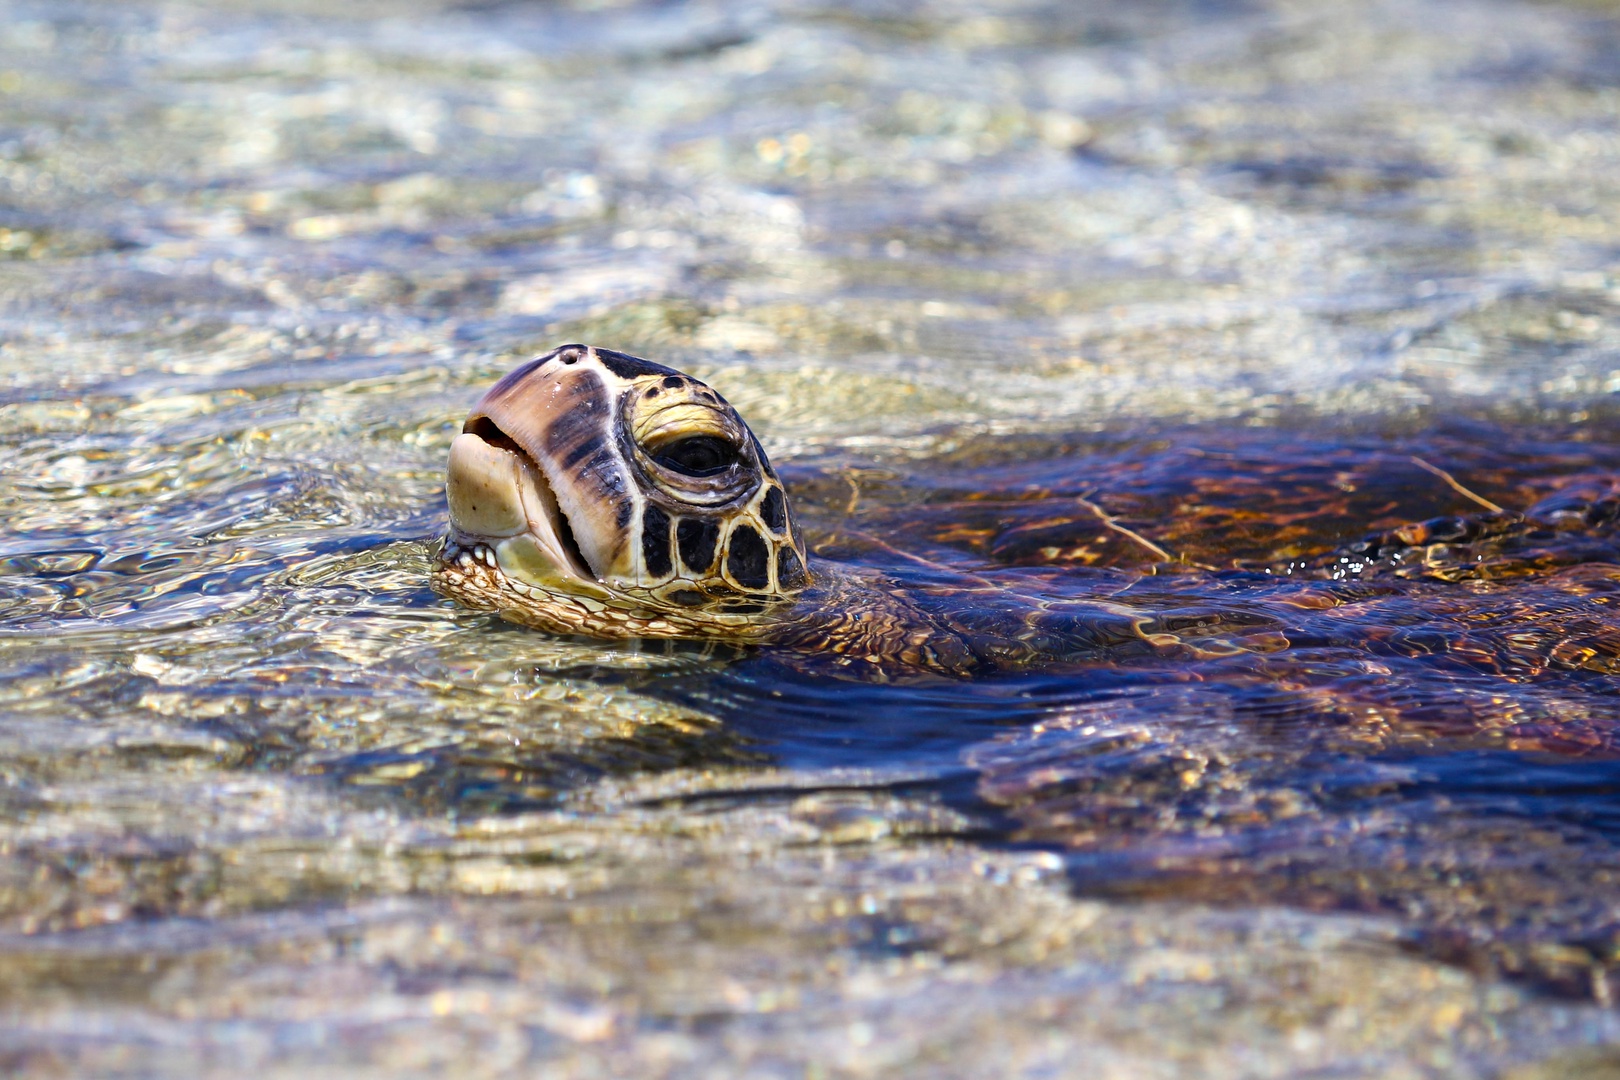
[433,345,1620,1001]
[434,344,1620,688]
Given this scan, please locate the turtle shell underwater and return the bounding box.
[434,343,1620,682]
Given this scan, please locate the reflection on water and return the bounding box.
[6,0,1620,1073]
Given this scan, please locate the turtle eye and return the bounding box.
[654,436,738,477]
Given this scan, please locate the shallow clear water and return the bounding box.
[7,0,1620,1074]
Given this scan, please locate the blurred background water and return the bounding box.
[6,0,1620,1075]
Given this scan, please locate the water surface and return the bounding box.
[5,0,1620,1074]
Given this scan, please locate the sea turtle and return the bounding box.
[433,344,1620,999]
[432,343,1620,683]
[432,342,1226,674]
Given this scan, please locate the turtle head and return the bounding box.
[435,344,811,639]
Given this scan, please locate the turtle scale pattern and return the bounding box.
[436,349,1620,690]
[770,432,1620,685]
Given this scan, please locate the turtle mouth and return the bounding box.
[446,417,597,587]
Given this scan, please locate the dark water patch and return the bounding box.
[640,660,1063,772]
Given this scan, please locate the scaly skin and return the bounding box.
[432,535,786,643]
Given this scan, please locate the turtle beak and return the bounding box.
[445,429,602,592]
[458,348,648,588]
